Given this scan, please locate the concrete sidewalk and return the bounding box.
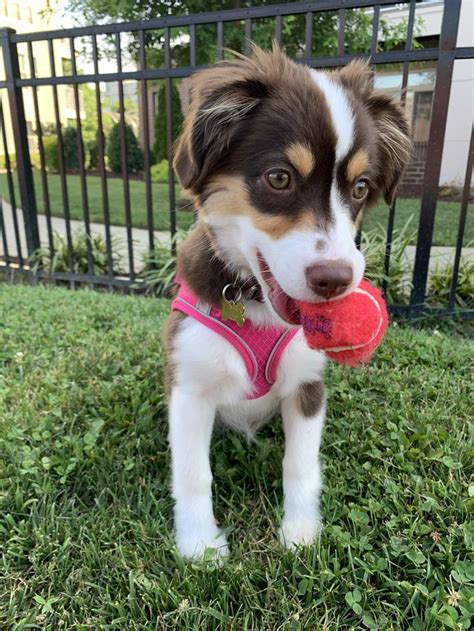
[1,199,473,274]
[0,199,171,272]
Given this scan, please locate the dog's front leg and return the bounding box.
[279,381,326,548]
[168,387,228,560]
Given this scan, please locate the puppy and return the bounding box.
[164,46,411,560]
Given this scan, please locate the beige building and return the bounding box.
[0,0,83,157]
[376,0,473,186]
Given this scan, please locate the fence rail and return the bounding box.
[0,0,472,318]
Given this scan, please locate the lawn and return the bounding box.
[1,171,472,245]
[0,171,195,233]
[0,285,472,629]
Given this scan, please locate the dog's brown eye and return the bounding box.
[265,169,291,190]
[353,179,369,200]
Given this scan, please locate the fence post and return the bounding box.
[0,27,40,257]
[409,0,461,312]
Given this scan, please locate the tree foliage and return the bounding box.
[107,123,144,174]
[153,82,183,163]
[63,126,80,170]
[65,1,419,70]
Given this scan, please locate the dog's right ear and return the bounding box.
[173,66,267,192]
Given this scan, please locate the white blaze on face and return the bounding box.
[205,69,366,307]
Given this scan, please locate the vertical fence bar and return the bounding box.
[116,32,135,281]
[190,23,197,67]
[371,5,380,54]
[382,2,416,296]
[70,37,94,276]
[410,0,462,311]
[0,195,10,264]
[49,38,74,274]
[448,126,474,310]
[217,21,224,61]
[139,29,154,254]
[337,9,345,56]
[28,40,54,258]
[164,26,176,252]
[0,27,39,258]
[274,15,282,46]
[0,99,23,265]
[305,12,313,57]
[244,19,252,56]
[92,35,113,278]
[400,0,416,106]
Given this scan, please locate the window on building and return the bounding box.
[10,3,20,20]
[412,91,433,142]
[20,6,33,23]
[62,58,73,75]
[18,54,28,79]
[26,121,34,135]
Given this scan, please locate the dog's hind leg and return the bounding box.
[279,382,326,548]
[168,387,229,561]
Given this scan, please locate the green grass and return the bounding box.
[1,171,472,245]
[364,197,473,248]
[0,285,472,629]
[0,171,195,233]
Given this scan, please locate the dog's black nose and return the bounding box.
[306,261,353,299]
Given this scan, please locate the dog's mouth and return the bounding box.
[256,251,300,325]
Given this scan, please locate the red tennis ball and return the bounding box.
[299,280,389,367]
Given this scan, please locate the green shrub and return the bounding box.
[153,82,183,163]
[107,122,144,174]
[360,216,415,304]
[428,249,474,308]
[30,231,123,276]
[30,152,41,169]
[150,160,169,183]
[88,138,99,170]
[43,136,59,172]
[136,228,189,293]
[63,126,80,169]
[0,153,17,170]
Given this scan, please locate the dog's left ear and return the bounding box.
[173,66,268,192]
[338,60,412,205]
[366,94,413,205]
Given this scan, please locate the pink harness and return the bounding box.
[172,278,299,400]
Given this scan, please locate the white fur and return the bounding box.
[169,67,363,560]
[205,212,365,317]
[168,309,326,559]
[310,70,354,161]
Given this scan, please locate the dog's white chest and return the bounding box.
[173,316,326,433]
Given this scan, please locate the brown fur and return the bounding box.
[286,143,315,177]
[173,44,329,194]
[346,150,369,182]
[172,44,411,305]
[177,222,241,307]
[297,381,325,418]
[201,174,318,239]
[337,59,374,99]
[162,310,187,397]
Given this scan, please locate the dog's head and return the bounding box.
[174,46,412,324]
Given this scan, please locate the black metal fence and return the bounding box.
[0,0,472,317]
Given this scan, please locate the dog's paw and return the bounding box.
[176,528,229,562]
[279,515,322,549]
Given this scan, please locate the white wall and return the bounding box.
[440,0,474,184]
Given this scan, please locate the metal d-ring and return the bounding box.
[222,283,243,304]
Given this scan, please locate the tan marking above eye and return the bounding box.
[347,150,369,182]
[286,143,315,177]
[201,174,317,239]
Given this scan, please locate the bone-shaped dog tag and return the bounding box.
[221,299,245,326]
[221,284,245,326]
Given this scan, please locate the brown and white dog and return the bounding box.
[164,46,411,560]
